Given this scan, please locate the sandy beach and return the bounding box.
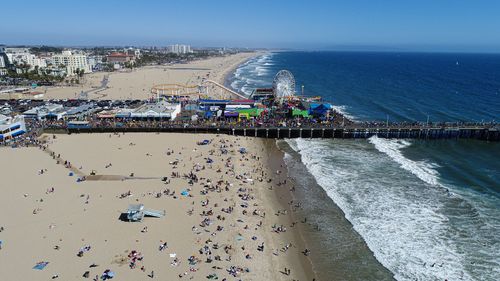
[36,52,258,100]
[0,133,315,280]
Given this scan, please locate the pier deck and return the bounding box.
[52,125,499,141]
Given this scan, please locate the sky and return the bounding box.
[1,0,500,52]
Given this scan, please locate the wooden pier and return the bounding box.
[57,125,499,141]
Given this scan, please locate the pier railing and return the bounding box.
[43,123,499,141]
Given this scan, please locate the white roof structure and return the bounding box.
[0,114,8,124]
[0,115,25,133]
[130,101,181,119]
[23,103,63,118]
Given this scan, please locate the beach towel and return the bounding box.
[33,261,49,270]
[169,253,176,258]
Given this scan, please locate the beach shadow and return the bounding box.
[118,213,129,222]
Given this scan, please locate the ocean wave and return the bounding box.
[290,138,478,281]
[368,136,440,186]
[227,52,274,94]
[229,51,500,281]
[241,86,252,96]
[331,105,358,121]
[230,81,239,90]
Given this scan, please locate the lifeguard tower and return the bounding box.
[126,204,165,222]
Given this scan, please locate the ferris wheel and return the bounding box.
[272,70,295,101]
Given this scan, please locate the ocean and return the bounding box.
[227,51,500,281]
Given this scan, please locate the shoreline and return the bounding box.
[221,55,317,279]
[261,139,318,279]
[277,139,395,280]
[222,51,266,94]
[218,51,263,87]
[221,51,394,280]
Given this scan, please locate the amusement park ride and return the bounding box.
[272,70,296,101]
[150,79,246,100]
[149,70,321,103]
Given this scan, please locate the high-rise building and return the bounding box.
[8,53,47,69]
[51,51,91,76]
[167,44,192,54]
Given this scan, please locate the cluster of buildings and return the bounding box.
[105,48,141,69]
[0,46,96,77]
[98,101,181,120]
[0,44,238,80]
[16,100,181,122]
[0,46,144,77]
[22,102,99,120]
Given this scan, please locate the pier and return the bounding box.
[5,69,499,144]
[57,124,499,141]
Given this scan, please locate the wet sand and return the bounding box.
[277,140,395,281]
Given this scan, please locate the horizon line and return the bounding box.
[1,43,499,54]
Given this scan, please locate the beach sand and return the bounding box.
[36,52,257,100]
[0,133,315,280]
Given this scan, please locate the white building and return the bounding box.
[4,47,30,54]
[0,115,27,142]
[9,53,47,69]
[87,55,103,69]
[167,44,192,54]
[23,103,64,120]
[129,101,181,120]
[0,56,5,68]
[51,51,91,76]
[125,48,141,58]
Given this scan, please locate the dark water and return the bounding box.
[228,52,500,281]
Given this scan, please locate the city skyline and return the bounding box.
[1,0,500,53]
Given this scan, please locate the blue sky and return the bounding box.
[1,0,500,52]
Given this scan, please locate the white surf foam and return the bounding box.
[368,136,440,186]
[289,138,476,281]
[331,105,358,121]
[228,52,274,96]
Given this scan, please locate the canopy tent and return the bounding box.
[291,109,310,118]
[236,108,264,117]
[238,112,249,121]
[184,104,198,111]
[308,103,332,116]
[204,111,214,118]
[224,111,239,117]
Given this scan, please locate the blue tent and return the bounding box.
[204,111,213,118]
[308,103,332,116]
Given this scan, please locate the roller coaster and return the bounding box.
[150,79,247,100]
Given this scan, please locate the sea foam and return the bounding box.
[290,138,476,281]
